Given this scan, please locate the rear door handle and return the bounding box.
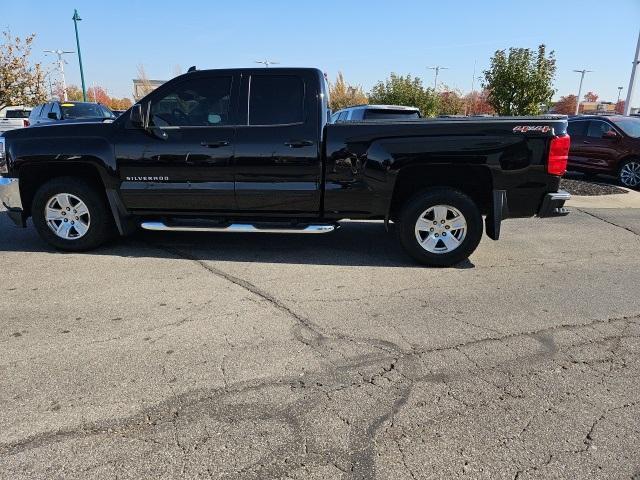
[583,141,591,144]
[284,140,314,148]
[200,140,230,148]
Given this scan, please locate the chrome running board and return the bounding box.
[140,221,336,234]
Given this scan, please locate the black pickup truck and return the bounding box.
[0,67,571,266]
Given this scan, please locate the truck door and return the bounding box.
[233,72,321,214]
[118,73,238,212]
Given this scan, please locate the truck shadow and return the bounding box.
[0,217,474,269]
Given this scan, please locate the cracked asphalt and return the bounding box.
[0,206,639,479]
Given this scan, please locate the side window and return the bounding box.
[587,121,613,139]
[51,103,61,119]
[249,75,304,125]
[567,121,588,137]
[29,105,42,121]
[43,103,53,117]
[149,76,232,127]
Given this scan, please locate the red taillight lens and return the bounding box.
[548,135,570,176]
[23,119,30,127]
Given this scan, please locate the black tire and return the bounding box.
[618,159,640,189]
[397,188,483,267]
[32,177,116,251]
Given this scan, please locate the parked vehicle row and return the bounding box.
[0,67,571,266]
[0,107,32,134]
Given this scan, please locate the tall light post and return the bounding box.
[428,65,449,90]
[72,9,87,101]
[617,86,624,104]
[573,69,592,115]
[255,59,279,68]
[44,49,74,100]
[624,29,640,116]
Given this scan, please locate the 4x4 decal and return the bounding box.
[513,125,551,133]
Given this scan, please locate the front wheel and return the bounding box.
[619,159,640,189]
[397,188,483,267]
[32,177,115,251]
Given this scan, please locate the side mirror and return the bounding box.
[130,103,144,127]
[47,112,59,120]
[603,130,619,140]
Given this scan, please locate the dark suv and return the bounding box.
[28,101,115,126]
[567,115,640,188]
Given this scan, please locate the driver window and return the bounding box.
[587,121,613,139]
[150,76,232,127]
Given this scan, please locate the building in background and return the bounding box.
[132,79,165,101]
[579,102,616,114]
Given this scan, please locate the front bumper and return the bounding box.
[538,190,571,217]
[0,177,25,226]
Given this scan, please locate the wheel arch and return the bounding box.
[388,164,493,222]
[17,161,131,234]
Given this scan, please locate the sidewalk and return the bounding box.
[566,187,640,209]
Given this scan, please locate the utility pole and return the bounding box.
[573,69,592,115]
[255,59,279,68]
[72,9,87,101]
[44,50,74,100]
[624,29,640,116]
[428,65,449,90]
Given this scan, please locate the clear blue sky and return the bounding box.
[4,0,640,105]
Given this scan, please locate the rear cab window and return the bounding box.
[249,75,304,125]
[5,109,30,119]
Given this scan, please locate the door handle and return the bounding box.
[284,140,314,148]
[200,140,230,148]
[583,141,591,144]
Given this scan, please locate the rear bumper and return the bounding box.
[538,190,571,217]
[0,177,25,227]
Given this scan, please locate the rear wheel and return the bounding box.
[32,177,115,251]
[397,188,483,267]
[619,159,640,189]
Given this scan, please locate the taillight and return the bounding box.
[23,119,30,127]
[548,135,570,176]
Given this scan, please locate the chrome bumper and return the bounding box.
[0,177,25,226]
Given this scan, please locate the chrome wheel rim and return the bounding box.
[415,205,467,254]
[620,161,640,187]
[45,193,91,240]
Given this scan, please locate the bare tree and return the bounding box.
[134,64,156,101]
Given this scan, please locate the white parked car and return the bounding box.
[0,106,32,134]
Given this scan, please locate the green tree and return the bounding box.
[329,72,368,111]
[483,44,556,115]
[369,73,438,117]
[0,30,48,110]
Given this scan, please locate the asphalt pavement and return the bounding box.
[0,205,639,479]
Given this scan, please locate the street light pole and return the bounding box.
[624,28,640,116]
[44,49,74,100]
[72,9,87,102]
[428,66,449,90]
[573,69,592,115]
[617,86,624,104]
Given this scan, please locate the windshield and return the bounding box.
[363,109,420,120]
[60,103,114,120]
[611,117,640,138]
